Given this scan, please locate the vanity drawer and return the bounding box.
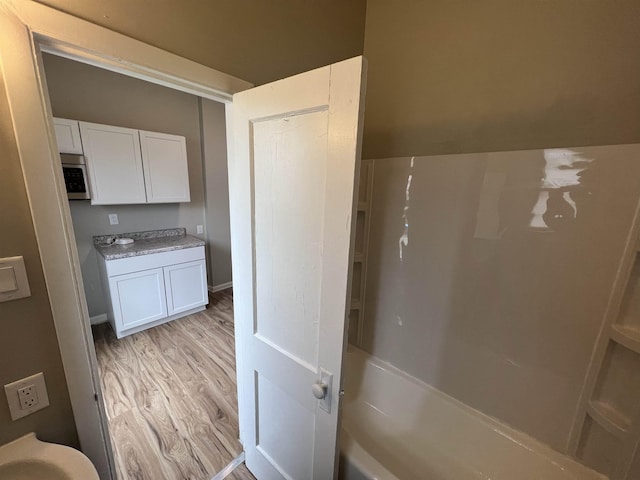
[103,246,205,277]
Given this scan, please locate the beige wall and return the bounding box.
[0,77,78,447]
[43,54,209,317]
[1,2,366,446]
[361,0,640,453]
[362,0,640,159]
[35,0,367,86]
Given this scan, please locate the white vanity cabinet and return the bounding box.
[107,267,168,331]
[52,117,83,154]
[164,260,207,315]
[98,246,207,338]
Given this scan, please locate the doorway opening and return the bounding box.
[41,52,253,480]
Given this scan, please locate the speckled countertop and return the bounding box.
[94,228,205,260]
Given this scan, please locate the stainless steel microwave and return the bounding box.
[60,154,91,200]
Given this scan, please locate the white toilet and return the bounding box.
[0,433,99,480]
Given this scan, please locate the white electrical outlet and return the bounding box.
[108,213,119,225]
[4,372,50,420]
[18,384,39,409]
[196,225,204,234]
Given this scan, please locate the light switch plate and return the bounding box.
[4,372,50,420]
[0,266,18,293]
[0,256,31,303]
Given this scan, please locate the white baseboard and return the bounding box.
[208,282,232,294]
[90,313,108,325]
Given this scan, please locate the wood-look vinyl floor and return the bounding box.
[93,289,255,480]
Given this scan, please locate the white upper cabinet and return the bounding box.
[53,117,83,154]
[79,121,147,205]
[76,121,191,205]
[139,130,190,203]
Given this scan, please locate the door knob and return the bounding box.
[312,382,328,400]
[313,370,333,413]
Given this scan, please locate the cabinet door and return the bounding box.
[79,122,147,205]
[108,267,167,332]
[139,130,191,203]
[164,260,207,315]
[53,117,83,154]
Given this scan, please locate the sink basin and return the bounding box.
[0,433,99,480]
[0,461,70,480]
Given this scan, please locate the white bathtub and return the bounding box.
[339,347,606,480]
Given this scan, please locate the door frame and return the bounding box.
[0,1,252,478]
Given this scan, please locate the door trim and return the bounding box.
[0,1,252,478]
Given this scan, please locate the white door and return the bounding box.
[164,259,207,315]
[108,267,168,331]
[229,56,366,479]
[79,121,147,204]
[139,130,191,203]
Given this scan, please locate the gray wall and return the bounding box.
[201,99,233,287]
[0,1,366,446]
[43,54,208,317]
[361,0,640,453]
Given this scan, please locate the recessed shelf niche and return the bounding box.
[358,164,370,204]
[351,262,362,304]
[592,341,640,428]
[617,255,640,333]
[577,416,624,479]
[354,210,366,257]
[348,309,360,345]
[348,159,374,348]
